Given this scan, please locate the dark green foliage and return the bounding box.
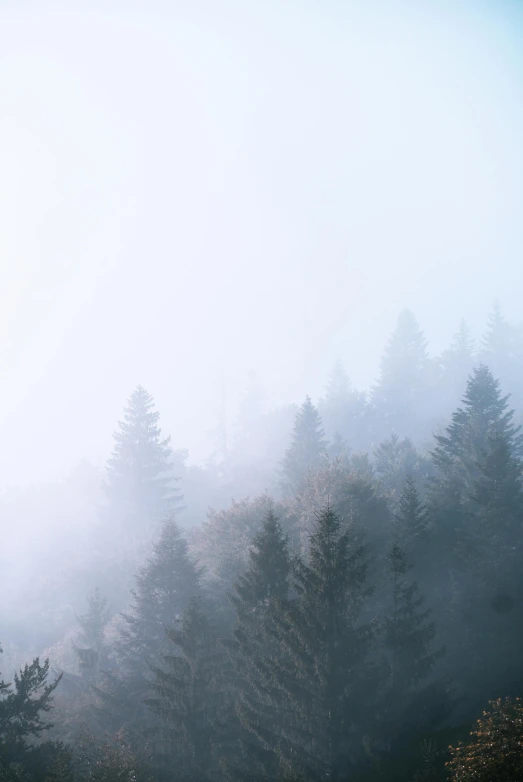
[429,365,522,554]
[282,396,327,495]
[73,728,153,782]
[392,476,429,565]
[0,647,69,782]
[224,511,291,781]
[380,545,445,742]
[146,597,231,781]
[95,517,201,736]
[258,506,377,781]
[374,435,431,510]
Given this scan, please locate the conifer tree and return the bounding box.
[439,319,476,409]
[95,517,201,736]
[328,431,350,464]
[429,365,522,551]
[73,589,111,685]
[371,309,431,440]
[381,545,445,747]
[374,435,431,509]
[104,385,184,533]
[0,646,70,779]
[259,506,377,781]
[319,360,367,451]
[224,511,291,781]
[282,396,327,495]
[146,596,230,781]
[393,476,429,557]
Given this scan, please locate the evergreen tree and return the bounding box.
[380,545,445,748]
[282,397,327,495]
[0,647,71,780]
[328,431,350,464]
[429,367,523,708]
[259,506,377,781]
[104,385,185,533]
[319,360,367,452]
[429,365,522,552]
[459,430,523,700]
[73,589,111,685]
[95,517,201,736]
[439,320,476,411]
[374,435,431,509]
[393,476,429,558]
[146,596,230,781]
[224,511,291,781]
[371,309,431,440]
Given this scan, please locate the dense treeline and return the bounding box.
[2,306,523,780]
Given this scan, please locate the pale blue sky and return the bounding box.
[1,0,522,485]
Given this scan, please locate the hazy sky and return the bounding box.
[1,0,523,486]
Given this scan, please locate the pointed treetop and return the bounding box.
[104,385,182,526]
[282,397,328,494]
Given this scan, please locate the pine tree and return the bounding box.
[319,360,367,452]
[95,517,201,737]
[381,545,445,747]
[328,431,350,464]
[374,435,431,509]
[104,385,184,533]
[258,506,377,781]
[429,365,523,552]
[0,646,70,780]
[73,589,111,685]
[393,476,429,556]
[224,511,291,781]
[282,397,327,495]
[460,430,523,698]
[371,309,431,440]
[146,596,231,781]
[439,319,476,409]
[429,367,523,707]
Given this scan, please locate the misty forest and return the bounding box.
[3,1,523,780]
[3,305,523,781]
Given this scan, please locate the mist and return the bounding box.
[2,2,523,781]
[1,1,523,485]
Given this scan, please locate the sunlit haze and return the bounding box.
[1,0,523,485]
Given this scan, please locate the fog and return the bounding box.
[2,3,523,780]
[1,1,523,486]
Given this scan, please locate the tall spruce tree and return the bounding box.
[318,360,367,452]
[374,435,431,510]
[428,366,523,709]
[439,320,476,411]
[371,309,431,440]
[282,396,327,495]
[224,510,291,781]
[146,596,231,781]
[380,545,445,748]
[258,506,377,781]
[104,385,184,533]
[429,365,523,552]
[95,517,201,737]
[73,589,111,685]
[393,476,429,559]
